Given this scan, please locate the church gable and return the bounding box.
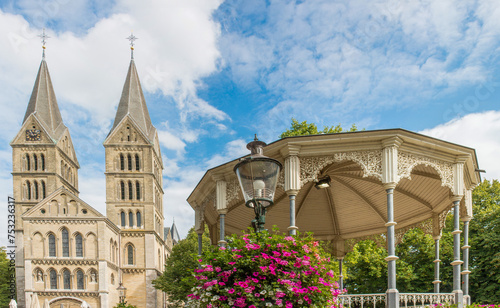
[103,115,151,146]
[55,129,80,167]
[152,129,163,165]
[22,187,104,219]
[10,114,55,146]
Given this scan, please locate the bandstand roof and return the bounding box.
[188,129,481,248]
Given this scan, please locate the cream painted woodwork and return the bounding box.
[188,130,481,247]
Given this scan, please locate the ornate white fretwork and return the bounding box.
[394,218,433,246]
[226,179,241,205]
[397,152,454,190]
[299,150,383,185]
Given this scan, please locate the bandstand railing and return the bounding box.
[339,293,455,308]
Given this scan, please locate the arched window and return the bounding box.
[111,273,115,285]
[48,234,56,257]
[120,181,125,200]
[76,270,84,290]
[26,154,31,171]
[41,181,46,199]
[129,211,134,227]
[49,269,57,289]
[34,181,39,200]
[136,181,141,200]
[60,161,64,176]
[63,269,71,289]
[26,181,31,200]
[33,154,38,171]
[121,211,126,227]
[120,154,125,171]
[127,244,134,265]
[62,228,69,257]
[136,211,142,228]
[75,233,83,257]
[135,154,140,171]
[127,154,132,170]
[111,241,115,262]
[128,181,133,200]
[41,154,45,170]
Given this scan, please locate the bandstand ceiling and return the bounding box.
[188,129,481,245]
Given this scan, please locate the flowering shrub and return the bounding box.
[187,229,344,307]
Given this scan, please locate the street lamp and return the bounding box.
[234,135,282,233]
[117,282,127,304]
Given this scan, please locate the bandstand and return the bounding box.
[187,129,481,308]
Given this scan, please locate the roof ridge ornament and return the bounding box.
[38,28,50,59]
[126,32,138,60]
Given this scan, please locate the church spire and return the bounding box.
[23,58,66,141]
[109,37,154,141]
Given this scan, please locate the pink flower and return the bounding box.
[228,288,235,294]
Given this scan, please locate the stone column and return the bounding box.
[216,180,227,247]
[382,137,401,308]
[283,149,300,235]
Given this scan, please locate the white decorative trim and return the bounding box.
[226,179,241,205]
[397,152,454,190]
[299,150,383,185]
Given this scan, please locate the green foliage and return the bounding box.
[469,180,500,304]
[279,118,358,138]
[0,247,15,307]
[153,226,211,307]
[187,229,342,307]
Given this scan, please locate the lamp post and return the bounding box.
[234,135,282,233]
[117,282,127,304]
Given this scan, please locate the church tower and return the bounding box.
[104,46,166,307]
[10,55,79,307]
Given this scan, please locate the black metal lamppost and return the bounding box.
[117,282,127,304]
[234,136,282,233]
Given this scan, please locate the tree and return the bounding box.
[280,118,358,138]
[113,302,137,308]
[0,247,14,307]
[153,227,211,307]
[469,179,500,304]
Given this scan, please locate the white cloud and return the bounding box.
[219,0,500,133]
[205,138,248,168]
[420,110,500,181]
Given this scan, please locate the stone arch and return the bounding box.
[33,267,44,283]
[31,232,44,258]
[87,268,98,283]
[86,232,97,259]
[49,297,90,308]
[124,242,135,265]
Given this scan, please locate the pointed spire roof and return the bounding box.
[23,59,66,141]
[110,59,155,141]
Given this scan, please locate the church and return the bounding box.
[10,42,176,307]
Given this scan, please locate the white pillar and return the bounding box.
[461,217,471,305]
[382,138,401,308]
[451,199,464,308]
[216,180,227,247]
[284,153,300,235]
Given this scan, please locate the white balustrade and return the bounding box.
[339,293,455,308]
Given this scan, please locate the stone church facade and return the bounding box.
[11,55,174,308]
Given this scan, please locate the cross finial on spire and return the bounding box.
[126,32,138,59]
[38,28,50,59]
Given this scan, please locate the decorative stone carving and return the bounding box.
[397,152,454,190]
[299,150,383,185]
[36,269,43,282]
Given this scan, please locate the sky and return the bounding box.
[0,0,499,246]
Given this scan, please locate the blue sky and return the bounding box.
[1,0,500,245]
